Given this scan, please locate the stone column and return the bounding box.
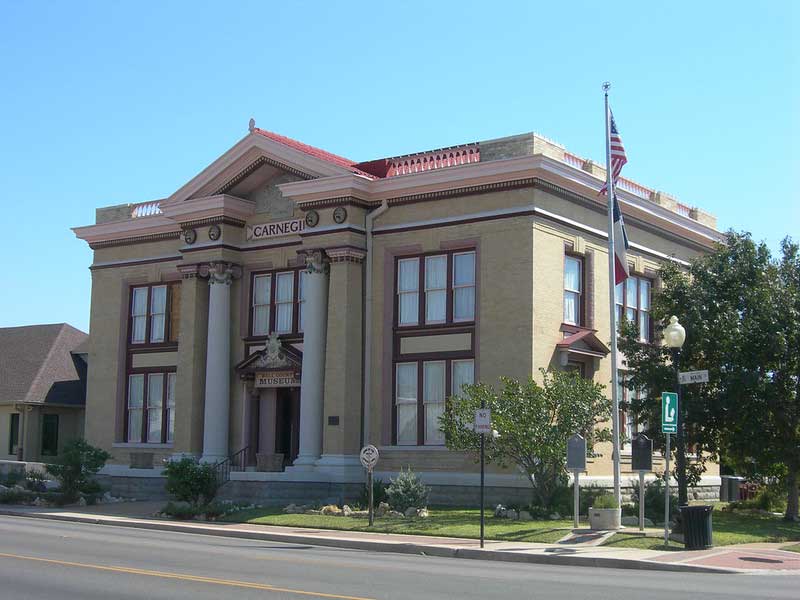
[293,250,330,467]
[319,249,365,466]
[200,262,237,463]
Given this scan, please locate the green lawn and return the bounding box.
[223,507,574,544]
[603,509,800,550]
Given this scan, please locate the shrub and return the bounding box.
[162,501,200,520]
[545,482,607,518]
[727,485,787,513]
[592,494,619,509]
[358,478,388,509]
[386,467,429,513]
[1,471,24,487]
[0,489,34,505]
[163,457,220,507]
[24,469,48,493]
[630,479,678,523]
[45,439,111,502]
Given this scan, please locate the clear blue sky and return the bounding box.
[1,1,796,332]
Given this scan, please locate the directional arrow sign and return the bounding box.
[679,370,709,385]
[662,392,678,434]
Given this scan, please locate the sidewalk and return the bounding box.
[1,503,798,575]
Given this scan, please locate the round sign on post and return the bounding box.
[360,445,380,527]
[360,445,379,471]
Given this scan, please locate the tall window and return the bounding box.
[398,259,420,326]
[127,371,176,444]
[395,363,418,445]
[252,274,272,336]
[615,276,651,342]
[423,361,446,444]
[453,252,476,321]
[298,271,307,333]
[394,358,474,446]
[396,250,476,327]
[618,376,647,447]
[129,283,180,344]
[563,255,583,325]
[274,272,295,333]
[425,256,447,324]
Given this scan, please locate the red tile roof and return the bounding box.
[253,128,378,180]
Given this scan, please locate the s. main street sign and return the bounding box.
[678,370,709,385]
[662,392,678,434]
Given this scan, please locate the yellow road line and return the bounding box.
[0,552,376,600]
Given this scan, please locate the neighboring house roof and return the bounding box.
[0,323,88,406]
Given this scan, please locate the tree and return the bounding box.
[440,369,611,509]
[618,232,800,521]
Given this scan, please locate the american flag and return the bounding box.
[599,110,628,195]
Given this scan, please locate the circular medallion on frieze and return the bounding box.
[333,206,347,224]
[183,228,197,245]
[305,210,320,228]
[208,224,221,241]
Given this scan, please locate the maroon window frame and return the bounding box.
[127,283,180,348]
[124,368,176,444]
[615,275,653,342]
[393,249,476,330]
[563,253,585,327]
[248,267,304,339]
[391,356,475,446]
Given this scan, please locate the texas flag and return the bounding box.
[612,195,630,284]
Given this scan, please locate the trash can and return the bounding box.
[680,505,713,550]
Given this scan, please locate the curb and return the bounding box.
[0,509,737,574]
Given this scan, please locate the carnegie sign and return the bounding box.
[246,219,305,241]
[255,370,300,388]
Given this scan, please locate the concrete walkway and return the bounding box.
[1,503,798,575]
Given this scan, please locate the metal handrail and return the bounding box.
[214,446,250,486]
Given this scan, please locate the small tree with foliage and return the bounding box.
[45,439,111,502]
[440,369,611,509]
[386,468,429,513]
[163,457,220,508]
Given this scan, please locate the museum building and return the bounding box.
[73,121,722,502]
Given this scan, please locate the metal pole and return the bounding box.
[368,469,374,527]
[574,470,580,529]
[603,81,622,506]
[674,349,688,507]
[480,398,485,549]
[664,433,671,547]
[639,470,645,532]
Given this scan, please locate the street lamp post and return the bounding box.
[664,316,688,507]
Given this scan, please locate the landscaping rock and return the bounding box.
[387,510,404,518]
[352,510,369,517]
[549,512,561,520]
[518,510,532,521]
[283,503,298,514]
[32,497,47,507]
[45,480,59,491]
[404,507,418,518]
[342,505,353,517]
[77,497,87,507]
[0,484,8,493]
[321,504,342,516]
[494,504,506,518]
[416,508,429,518]
[506,509,518,520]
[305,509,322,515]
[12,485,26,493]
[621,516,638,526]
[376,502,390,517]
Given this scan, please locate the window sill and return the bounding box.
[112,443,174,449]
[128,344,179,353]
[394,322,475,333]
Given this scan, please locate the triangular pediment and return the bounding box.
[235,333,303,374]
[167,125,367,205]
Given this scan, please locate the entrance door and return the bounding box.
[275,387,300,466]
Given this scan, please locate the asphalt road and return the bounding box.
[0,515,796,599]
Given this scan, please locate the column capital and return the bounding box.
[200,261,241,286]
[299,249,330,275]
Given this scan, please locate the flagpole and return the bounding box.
[603,81,623,507]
